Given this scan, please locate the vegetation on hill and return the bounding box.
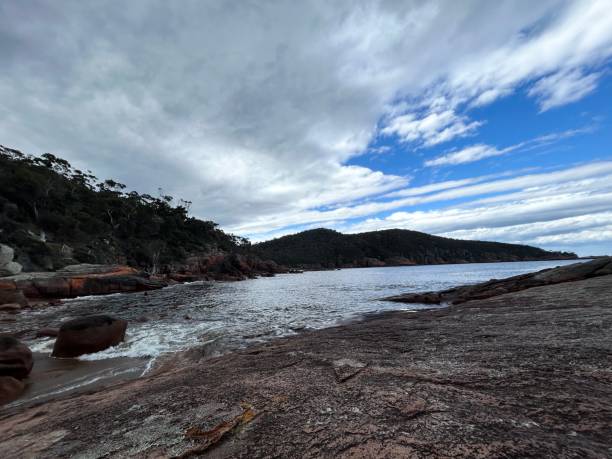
[0,144,576,274]
[253,228,577,268]
[0,145,244,272]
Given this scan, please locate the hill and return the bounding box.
[0,145,244,273]
[252,228,577,269]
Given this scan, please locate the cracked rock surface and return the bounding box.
[1,275,611,458]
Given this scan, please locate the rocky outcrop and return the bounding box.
[52,315,127,358]
[170,252,288,282]
[0,244,22,277]
[384,257,612,304]
[0,336,33,380]
[0,264,166,305]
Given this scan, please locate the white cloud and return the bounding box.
[381,110,482,146]
[391,0,612,135]
[0,0,611,252]
[231,161,612,239]
[528,69,601,111]
[425,144,502,167]
[424,126,593,167]
[343,191,612,252]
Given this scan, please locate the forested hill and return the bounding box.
[0,145,244,272]
[0,144,577,274]
[253,228,577,269]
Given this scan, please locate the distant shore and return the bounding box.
[295,255,584,271]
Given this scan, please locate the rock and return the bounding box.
[57,264,139,275]
[52,315,127,358]
[2,265,166,301]
[384,257,612,304]
[0,287,29,307]
[0,376,25,405]
[0,244,14,266]
[0,303,21,313]
[0,245,22,277]
[35,328,59,338]
[0,336,33,379]
[0,261,22,277]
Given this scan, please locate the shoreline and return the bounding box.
[2,265,611,457]
[285,255,581,272]
[1,258,595,412]
[4,353,147,412]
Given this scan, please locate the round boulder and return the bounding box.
[0,335,33,379]
[52,315,127,358]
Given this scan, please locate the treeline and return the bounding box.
[253,228,577,268]
[0,145,244,272]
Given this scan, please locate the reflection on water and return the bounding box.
[8,259,580,361]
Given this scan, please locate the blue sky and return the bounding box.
[1,1,611,255]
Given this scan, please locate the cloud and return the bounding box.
[343,191,612,253]
[230,161,612,239]
[0,0,611,250]
[389,0,612,138]
[438,212,612,255]
[425,144,502,167]
[381,110,482,147]
[424,126,593,167]
[528,69,601,111]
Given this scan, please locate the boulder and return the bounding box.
[0,244,14,266]
[0,261,22,277]
[52,315,127,358]
[0,376,25,405]
[0,245,22,277]
[0,336,33,379]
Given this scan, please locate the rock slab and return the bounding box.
[0,264,166,303]
[384,257,612,304]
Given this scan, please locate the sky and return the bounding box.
[1,1,611,256]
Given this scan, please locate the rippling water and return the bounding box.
[13,259,580,362]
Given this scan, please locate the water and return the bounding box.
[9,259,580,362]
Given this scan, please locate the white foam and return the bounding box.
[27,337,55,353]
[63,292,125,303]
[78,321,220,360]
[26,321,225,362]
